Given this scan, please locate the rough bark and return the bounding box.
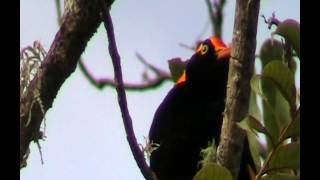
[216,0,260,179]
[20,0,110,168]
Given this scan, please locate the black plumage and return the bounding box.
[148,37,255,180]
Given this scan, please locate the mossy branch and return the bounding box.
[20,0,112,168]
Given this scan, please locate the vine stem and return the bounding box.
[98,0,157,179]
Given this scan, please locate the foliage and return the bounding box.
[239,18,300,179]
[20,41,46,100]
[20,41,47,168]
[193,162,233,180]
[20,41,47,128]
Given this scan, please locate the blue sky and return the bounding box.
[20,1,300,179]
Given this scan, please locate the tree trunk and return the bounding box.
[216,0,260,179]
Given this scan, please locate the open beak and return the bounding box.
[217,46,231,60]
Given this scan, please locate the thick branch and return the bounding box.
[57,0,170,91]
[99,1,156,180]
[216,0,260,179]
[78,56,171,91]
[20,0,109,168]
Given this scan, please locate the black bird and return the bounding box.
[148,37,255,180]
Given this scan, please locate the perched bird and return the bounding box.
[148,37,255,180]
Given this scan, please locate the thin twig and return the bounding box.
[78,58,171,91]
[195,20,211,42]
[99,1,157,179]
[179,43,196,51]
[179,0,226,56]
[69,0,171,91]
[55,0,62,25]
[205,0,226,37]
[135,53,168,77]
[181,0,226,50]
[35,140,44,165]
[205,0,216,35]
[261,12,281,29]
[58,0,172,90]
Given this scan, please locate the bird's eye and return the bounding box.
[200,45,209,55]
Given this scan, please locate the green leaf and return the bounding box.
[260,39,284,67]
[263,61,296,107]
[199,140,217,167]
[249,89,262,122]
[259,62,277,146]
[269,142,300,170]
[274,19,300,58]
[283,108,300,139]
[238,117,254,134]
[168,58,186,82]
[251,66,292,150]
[261,85,291,150]
[261,173,299,180]
[247,115,268,135]
[262,99,278,150]
[251,75,267,101]
[289,58,298,75]
[246,128,262,170]
[239,116,272,166]
[193,162,233,180]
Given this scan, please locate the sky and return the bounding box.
[20,0,300,180]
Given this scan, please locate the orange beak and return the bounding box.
[217,46,231,60]
[210,37,231,61]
